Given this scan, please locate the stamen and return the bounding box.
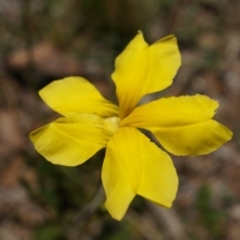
[103,117,120,135]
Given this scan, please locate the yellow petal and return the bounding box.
[39,76,119,117]
[112,32,181,119]
[102,127,178,220]
[30,114,111,166]
[151,121,232,156]
[122,95,233,156]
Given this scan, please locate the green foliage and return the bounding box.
[35,224,64,240]
[196,184,225,239]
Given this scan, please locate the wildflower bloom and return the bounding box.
[30,32,232,220]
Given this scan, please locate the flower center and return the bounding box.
[103,116,120,135]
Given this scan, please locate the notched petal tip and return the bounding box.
[195,94,219,117]
[112,32,181,119]
[155,34,176,43]
[137,29,143,35]
[102,127,178,220]
[124,94,232,156]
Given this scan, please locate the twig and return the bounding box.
[64,185,105,240]
[147,202,189,240]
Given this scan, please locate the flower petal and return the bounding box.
[39,76,119,117]
[122,95,233,156]
[112,32,181,119]
[151,121,232,156]
[102,127,178,220]
[30,114,111,166]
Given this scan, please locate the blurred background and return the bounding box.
[0,0,240,239]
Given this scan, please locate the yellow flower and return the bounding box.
[30,32,232,220]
